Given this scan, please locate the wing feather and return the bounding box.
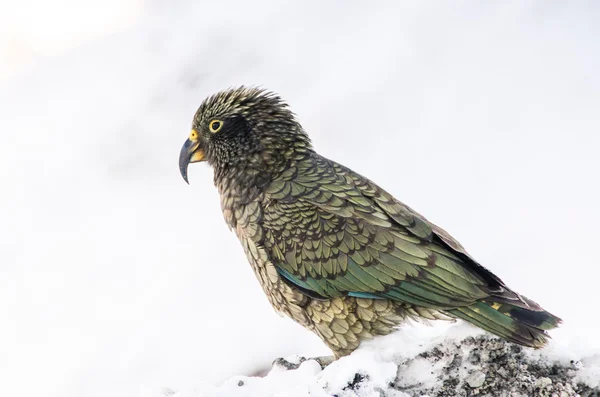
[259,155,511,310]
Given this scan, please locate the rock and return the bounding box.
[465,371,486,388]
[389,334,597,397]
[536,377,553,389]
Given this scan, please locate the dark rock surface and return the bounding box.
[391,335,598,397]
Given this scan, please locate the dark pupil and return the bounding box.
[211,121,221,130]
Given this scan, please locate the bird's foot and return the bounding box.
[272,356,306,371]
[272,355,335,371]
[312,355,335,368]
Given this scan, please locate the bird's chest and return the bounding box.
[221,197,312,325]
[219,191,265,241]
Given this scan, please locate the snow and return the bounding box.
[156,323,600,396]
[191,360,323,397]
[1,1,600,397]
[528,336,600,389]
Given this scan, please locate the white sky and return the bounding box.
[0,0,142,80]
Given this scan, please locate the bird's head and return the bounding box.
[179,87,312,184]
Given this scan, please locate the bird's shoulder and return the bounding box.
[262,154,434,243]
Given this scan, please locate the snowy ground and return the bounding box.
[156,323,600,397]
[1,2,599,397]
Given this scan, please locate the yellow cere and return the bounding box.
[189,129,199,141]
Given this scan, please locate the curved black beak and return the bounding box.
[179,130,205,184]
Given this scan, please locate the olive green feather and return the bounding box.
[181,87,561,357]
[261,154,561,348]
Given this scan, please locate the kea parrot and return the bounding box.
[179,87,560,360]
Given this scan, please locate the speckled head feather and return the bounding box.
[187,87,313,183]
[193,87,295,127]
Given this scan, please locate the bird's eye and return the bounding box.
[209,120,223,133]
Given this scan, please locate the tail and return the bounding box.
[446,299,562,348]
